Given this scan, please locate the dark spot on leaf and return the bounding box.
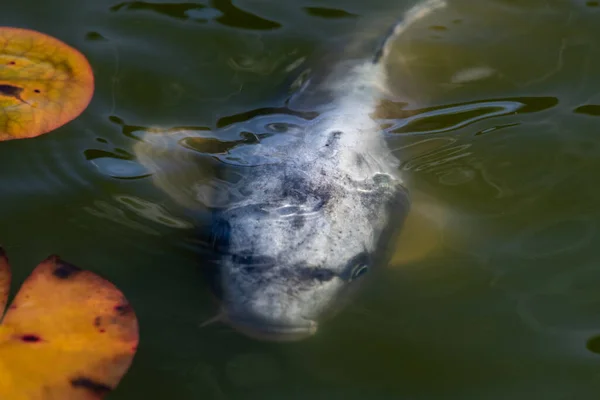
[21,334,41,342]
[53,260,82,279]
[94,316,102,327]
[99,329,106,333]
[0,84,23,98]
[114,303,132,315]
[34,89,40,93]
[70,377,112,395]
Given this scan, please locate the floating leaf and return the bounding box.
[0,27,94,141]
[0,250,138,399]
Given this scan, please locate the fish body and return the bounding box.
[207,0,448,341]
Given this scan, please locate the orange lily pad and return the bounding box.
[0,250,139,399]
[0,27,94,141]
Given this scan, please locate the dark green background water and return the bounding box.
[2,0,600,398]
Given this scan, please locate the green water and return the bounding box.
[3,0,600,398]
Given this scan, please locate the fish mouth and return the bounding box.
[226,315,318,342]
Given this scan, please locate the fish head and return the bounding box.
[209,172,409,341]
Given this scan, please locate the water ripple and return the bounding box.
[215,107,318,129]
[110,0,281,30]
[85,149,151,180]
[401,143,472,173]
[115,194,193,229]
[83,199,161,236]
[383,96,558,135]
[110,2,216,22]
[574,104,600,116]
[303,7,357,19]
[211,0,281,30]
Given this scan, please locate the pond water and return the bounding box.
[2,0,600,398]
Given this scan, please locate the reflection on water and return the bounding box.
[110,2,217,22]
[110,0,281,30]
[303,7,358,19]
[382,96,558,135]
[86,148,151,179]
[2,0,600,399]
[84,199,162,235]
[574,104,600,116]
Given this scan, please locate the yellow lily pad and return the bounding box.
[0,27,94,141]
[0,250,138,399]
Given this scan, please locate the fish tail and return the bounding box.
[372,0,447,64]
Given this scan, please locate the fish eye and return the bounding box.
[350,263,369,280]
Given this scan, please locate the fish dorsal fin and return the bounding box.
[372,0,448,65]
[389,188,469,267]
[287,0,448,111]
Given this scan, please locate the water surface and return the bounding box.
[2,0,600,398]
